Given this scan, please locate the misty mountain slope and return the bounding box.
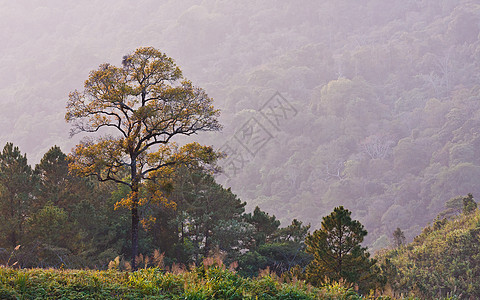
[1,0,480,249]
[206,0,480,248]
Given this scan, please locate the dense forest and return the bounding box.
[209,0,480,249]
[1,145,478,298]
[2,0,480,249]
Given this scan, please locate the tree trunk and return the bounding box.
[177,212,184,261]
[131,173,139,271]
[131,202,139,271]
[131,157,139,271]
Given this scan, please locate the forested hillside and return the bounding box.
[1,0,480,248]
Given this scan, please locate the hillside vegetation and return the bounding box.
[2,1,480,298]
[377,206,480,299]
[1,187,478,299]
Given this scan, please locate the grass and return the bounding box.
[3,257,466,299]
[0,264,371,300]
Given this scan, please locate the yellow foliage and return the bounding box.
[140,216,157,231]
[114,191,138,210]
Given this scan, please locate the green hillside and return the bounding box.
[2,197,478,299]
[377,206,480,299]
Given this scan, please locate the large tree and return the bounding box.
[66,47,221,269]
[305,206,378,292]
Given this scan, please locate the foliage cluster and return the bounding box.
[0,143,117,269]
[2,141,478,298]
[1,261,468,299]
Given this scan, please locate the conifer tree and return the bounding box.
[163,167,247,262]
[305,206,378,292]
[244,206,280,248]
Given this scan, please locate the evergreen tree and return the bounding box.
[27,146,123,268]
[0,143,36,248]
[305,206,378,292]
[238,218,312,277]
[34,146,70,209]
[149,167,248,264]
[244,206,280,249]
[273,219,311,244]
[34,146,101,210]
[176,170,246,262]
[259,219,312,276]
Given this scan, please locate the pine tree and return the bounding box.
[157,167,247,263]
[244,206,280,249]
[305,206,378,292]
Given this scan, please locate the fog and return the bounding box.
[1,0,479,248]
